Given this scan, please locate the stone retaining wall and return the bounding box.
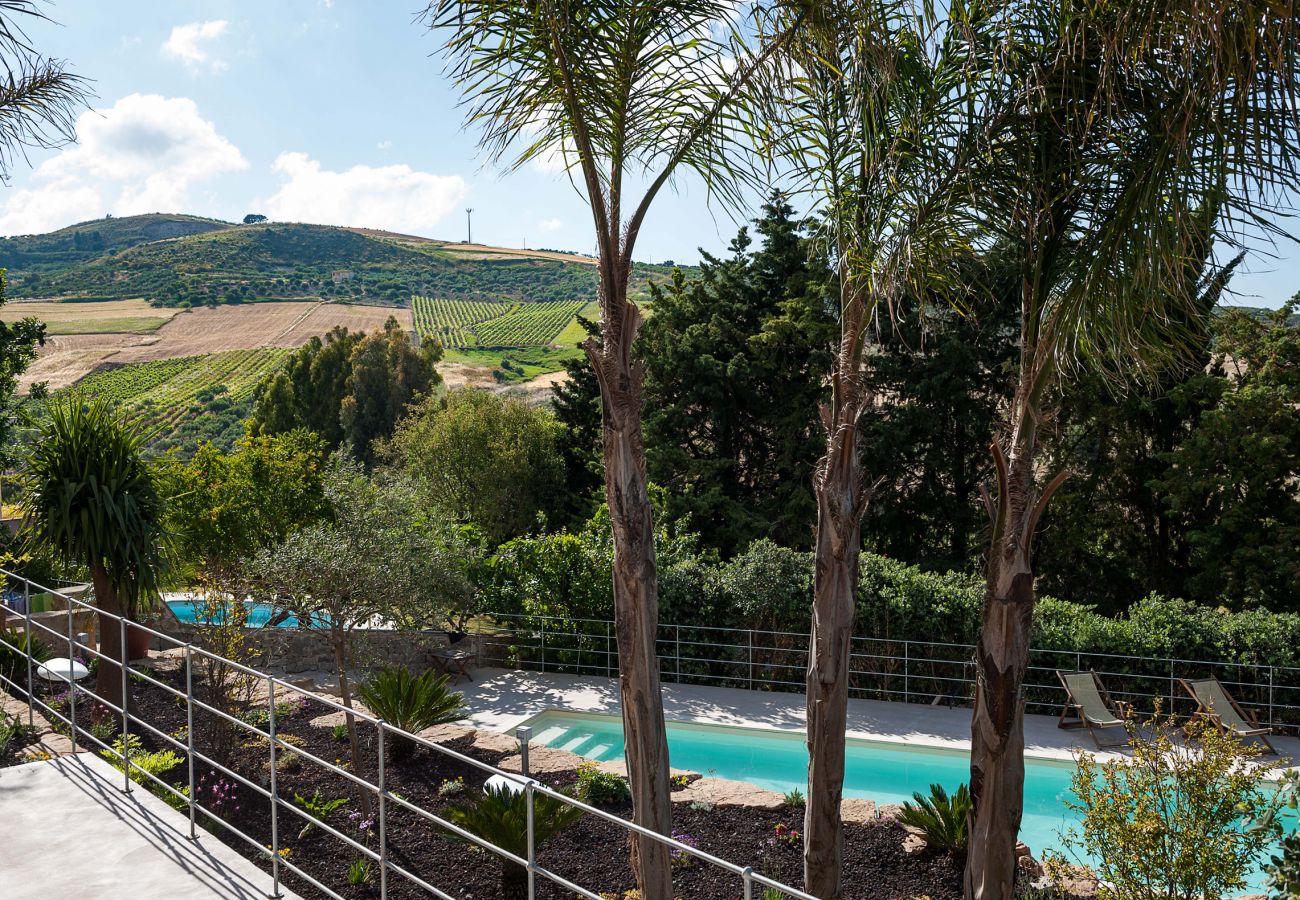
[159,621,459,674]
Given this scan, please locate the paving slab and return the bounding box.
[0,753,297,900]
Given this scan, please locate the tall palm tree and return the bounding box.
[755,3,972,895]
[955,2,1300,896]
[21,399,167,715]
[424,4,792,895]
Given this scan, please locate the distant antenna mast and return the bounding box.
[465,208,474,244]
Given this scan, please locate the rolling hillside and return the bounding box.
[0,213,681,308]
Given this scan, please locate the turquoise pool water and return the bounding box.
[524,710,1291,889]
[167,599,325,629]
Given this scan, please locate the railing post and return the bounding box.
[605,620,612,679]
[186,645,197,840]
[66,592,76,754]
[747,630,754,691]
[903,640,910,704]
[1268,666,1275,729]
[517,725,532,777]
[1168,657,1175,712]
[120,615,131,793]
[23,580,32,728]
[267,676,281,899]
[675,624,681,683]
[525,780,536,900]
[540,619,546,674]
[378,720,388,900]
[742,865,754,900]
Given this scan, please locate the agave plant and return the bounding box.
[897,782,972,856]
[357,665,465,758]
[444,783,584,900]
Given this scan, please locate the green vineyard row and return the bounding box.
[411,295,585,349]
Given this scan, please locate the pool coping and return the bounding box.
[458,667,1300,774]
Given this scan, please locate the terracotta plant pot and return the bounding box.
[126,620,154,661]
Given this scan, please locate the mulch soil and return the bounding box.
[48,661,968,900]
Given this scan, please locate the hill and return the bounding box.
[0,213,681,308]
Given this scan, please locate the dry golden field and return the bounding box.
[10,300,414,392]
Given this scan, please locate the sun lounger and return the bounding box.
[1178,676,1277,755]
[1057,670,1130,748]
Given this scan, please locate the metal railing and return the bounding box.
[477,613,1300,733]
[0,568,814,900]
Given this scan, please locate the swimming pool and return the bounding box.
[523,709,1291,889]
[166,599,325,629]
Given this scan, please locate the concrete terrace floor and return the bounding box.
[456,667,1300,768]
[0,753,298,900]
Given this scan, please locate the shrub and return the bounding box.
[574,761,630,806]
[444,783,583,900]
[100,734,183,806]
[782,787,806,808]
[897,783,972,855]
[357,665,466,758]
[1064,713,1286,900]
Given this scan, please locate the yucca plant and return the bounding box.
[21,398,167,714]
[0,627,52,700]
[444,783,584,900]
[357,665,465,758]
[897,782,972,856]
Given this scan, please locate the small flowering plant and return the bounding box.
[438,775,466,798]
[197,774,241,821]
[670,830,698,869]
[772,822,801,848]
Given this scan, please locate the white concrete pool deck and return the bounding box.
[0,753,299,900]
[456,667,1300,768]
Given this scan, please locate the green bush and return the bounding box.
[1064,714,1286,900]
[100,734,184,808]
[574,761,630,806]
[897,783,972,855]
[445,783,583,900]
[0,712,32,755]
[357,665,466,758]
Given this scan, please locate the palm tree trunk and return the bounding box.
[805,278,872,900]
[586,281,673,900]
[964,386,1064,900]
[90,563,130,717]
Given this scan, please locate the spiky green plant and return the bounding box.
[357,665,465,758]
[21,397,168,713]
[0,626,51,700]
[897,782,972,856]
[444,783,584,900]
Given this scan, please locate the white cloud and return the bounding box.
[376,139,392,151]
[260,153,469,235]
[538,217,563,233]
[162,20,228,72]
[0,93,247,235]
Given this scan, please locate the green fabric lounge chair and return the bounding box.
[1057,670,1130,748]
[1178,677,1278,755]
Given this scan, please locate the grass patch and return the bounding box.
[45,316,171,335]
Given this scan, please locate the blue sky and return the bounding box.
[2,1,1297,309]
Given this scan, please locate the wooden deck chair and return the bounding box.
[1057,670,1130,748]
[1178,677,1278,755]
